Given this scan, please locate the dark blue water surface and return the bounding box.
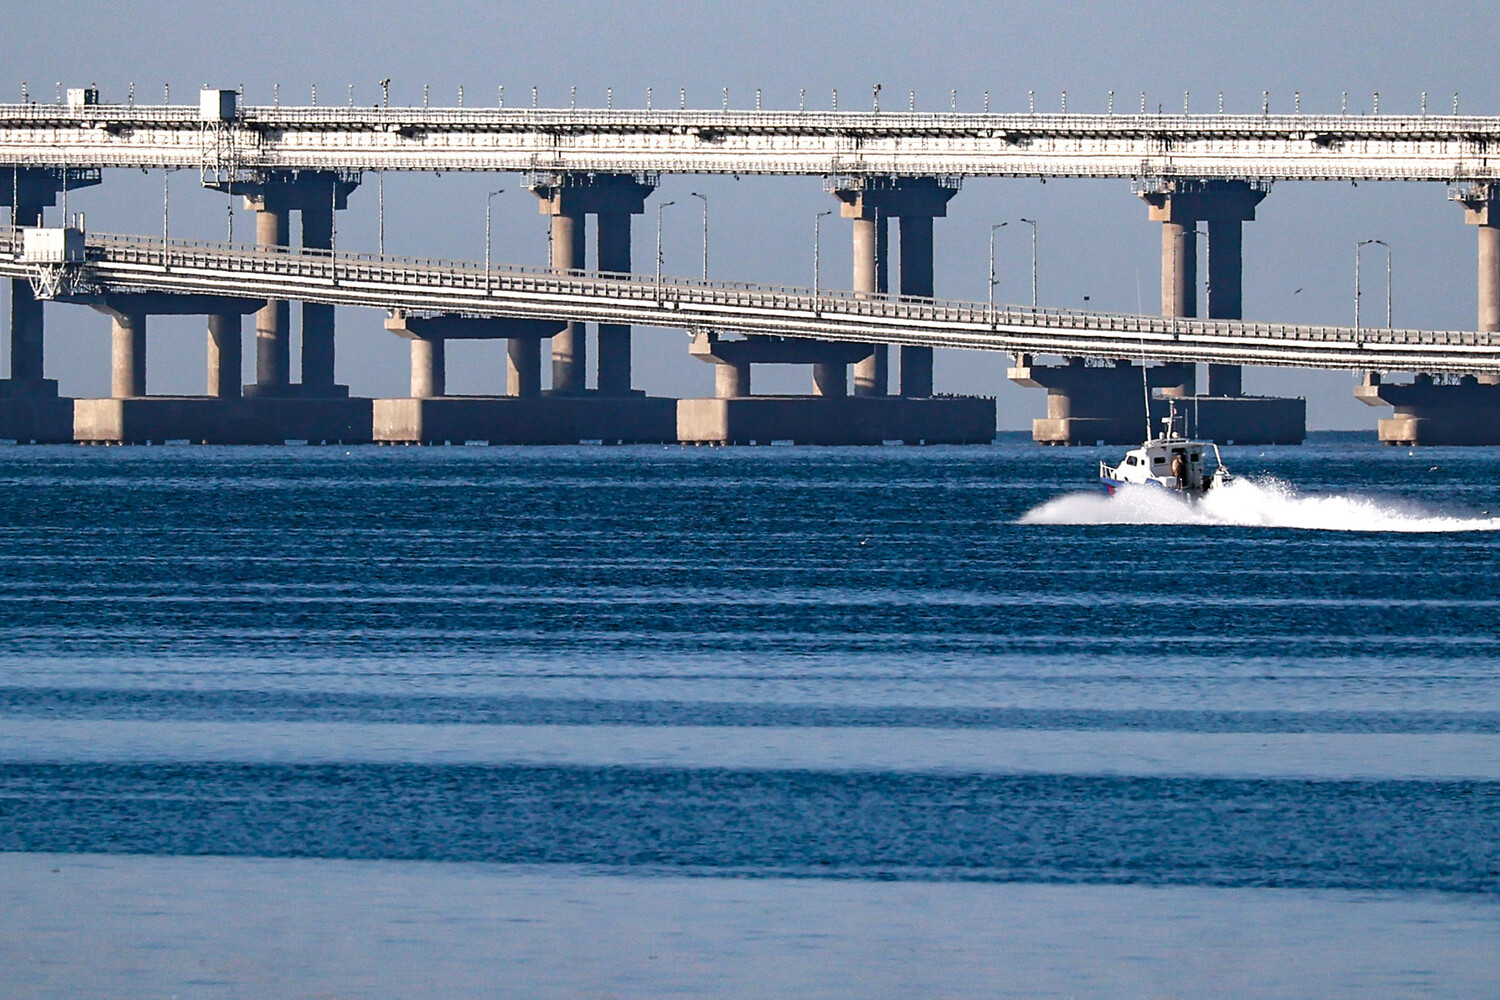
[1,438,1498,996]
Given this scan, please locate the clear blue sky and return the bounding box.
[5,0,1495,428]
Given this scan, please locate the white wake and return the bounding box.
[1019,477,1500,532]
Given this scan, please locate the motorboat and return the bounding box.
[1098,404,1233,498]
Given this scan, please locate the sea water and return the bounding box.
[0,436,1496,998]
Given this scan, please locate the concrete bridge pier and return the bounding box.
[508,338,542,398]
[504,173,675,444]
[108,309,147,398]
[677,175,992,446]
[250,191,292,393]
[529,173,656,396]
[678,330,992,445]
[374,312,673,444]
[848,209,889,396]
[409,336,445,399]
[203,171,369,443]
[73,293,279,444]
[218,170,359,399]
[0,167,101,441]
[836,177,958,400]
[1014,179,1303,445]
[207,314,242,399]
[1010,357,1201,445]
[1356,184,1500,444]
[595,210,634,395]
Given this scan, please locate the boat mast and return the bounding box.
[1139,362,1153,440]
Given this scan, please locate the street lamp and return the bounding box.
[485,187,505,285]
[689,191,708,280]
[1019,217,1038,307]
[988,222,1008,313]
[813,209,833,294]
[656,199,676,286]
[1356,238,1392,329]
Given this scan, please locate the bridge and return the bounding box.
[5,88,1500,446]
[5,97,1500,181]
[2,227,1494,374]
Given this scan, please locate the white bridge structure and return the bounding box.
[3,96,1500,181]
[1,227,1497,375]
[5,89,1500,446]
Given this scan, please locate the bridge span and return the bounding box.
[5,95,1500,181]
[3,227,1496,375]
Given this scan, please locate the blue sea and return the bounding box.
[1,436,1497,999]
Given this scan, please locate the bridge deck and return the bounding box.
[1,227,1496,374]
[3,104,1500,179]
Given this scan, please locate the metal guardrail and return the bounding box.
[0,226,1497,373]
[7,103,1500,135]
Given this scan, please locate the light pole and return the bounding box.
[656,199,676,287]
[689,191,708,280]
[1356,238,1393,328]
[1019,217,1038,307]
[485,188,504,286]
[988,222,1007,313]
[814,209,833,294]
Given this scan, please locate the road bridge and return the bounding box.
[3,227,1496,374]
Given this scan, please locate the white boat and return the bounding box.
[1098,405,1233,498]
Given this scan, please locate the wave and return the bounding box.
[1019,477,1500,532]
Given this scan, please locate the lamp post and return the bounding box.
[813,209,833,294]
[988,222,1007,314]
[485,187,504,287]
[656,199,676,287]
[689,191,708,280]
[1355,239,1390,328]
[1019,217,1038,307]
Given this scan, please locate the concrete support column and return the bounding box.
[851,211,888,396]
[716,361,750,398]
[507,339,541,397]
[8,203,44,384]
[254,201,291,392]
[812,362,847,397]
[1455,187,1500,384]
[9,281,44,384]
[1206,219,1244,396]
[549,212,586,393]
[111,313,146,399]
[1144,180,1263,399]
[596,211,632,395]
[410,338,445,399]
[207,313,241,398]
[300,194,337,392]
[1479,222,1500,333]
[1161,222,1197,319]
[899,214,935,398]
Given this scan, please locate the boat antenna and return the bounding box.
[1138,335,1153,441]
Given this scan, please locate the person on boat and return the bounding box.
[1171,452,1187,490]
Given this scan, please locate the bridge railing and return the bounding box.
[3,225,1491,353]
[8,102,1500,138]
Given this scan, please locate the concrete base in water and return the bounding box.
[73,397,374,445]
[372,394,678,445]
[677,396,995,445]
[1357,376,1500,445]
[1169,395,1307,445]
[0,380,74,443]
[1032,394,1306,446]
[1013,361,1305,446]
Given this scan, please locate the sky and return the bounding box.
[4,0,1497,429]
